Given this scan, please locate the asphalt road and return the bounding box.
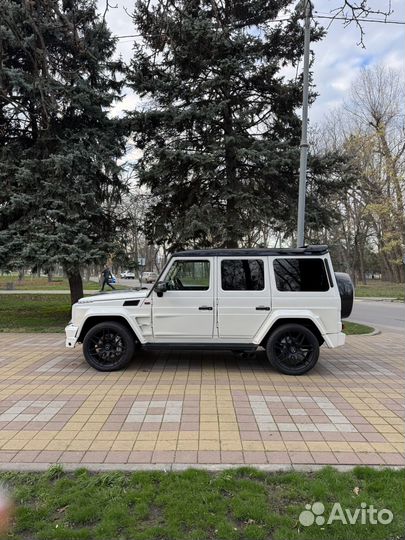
[349,299,405,333]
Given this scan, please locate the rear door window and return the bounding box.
[273,258,329,292]
[221,259,265,291]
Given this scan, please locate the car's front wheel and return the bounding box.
[83,322,135,371]
[266,324,319,375]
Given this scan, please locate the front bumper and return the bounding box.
[65,323,79,348]
[324,331,346,348]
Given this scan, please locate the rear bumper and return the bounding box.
[324,331,345,348]
[65,323,79,348]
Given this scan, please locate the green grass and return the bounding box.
[0,276,99,291]
[343,321,374,335]
[0,295,71,332]
[0,467,403,540]
[0,276,129,291]
[355,281,404,300]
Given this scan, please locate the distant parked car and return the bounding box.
[141,271,158,283]
[120,270,135,279]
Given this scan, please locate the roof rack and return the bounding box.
[172,245,329,257]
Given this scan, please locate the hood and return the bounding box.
[77,289,150,304]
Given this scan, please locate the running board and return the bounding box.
[142,343,258,352]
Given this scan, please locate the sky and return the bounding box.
[99,0,405,125]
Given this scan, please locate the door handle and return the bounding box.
[199,306,213,310]
[256,306,270,311]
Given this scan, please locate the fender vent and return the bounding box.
[123,300,140,306]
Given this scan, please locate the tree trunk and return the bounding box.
[378,129,405,249]
[380,250,393,282]
[357,244,367,285]
[84,266,91,284]
[67,269,83,305]
[352,236,359,287]
[392,261,403,284]
[223,104,239,248]
[222,2,238,248]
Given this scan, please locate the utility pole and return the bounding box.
[296,0,312,247]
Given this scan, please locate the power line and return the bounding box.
[114,14,405,39]
[314,14,405,25]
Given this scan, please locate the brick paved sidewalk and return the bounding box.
[0,332,403,469]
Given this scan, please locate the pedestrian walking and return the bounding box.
[100,265,115,291]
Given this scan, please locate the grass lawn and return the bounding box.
[0,276,129,291]
[0,295,71,333]
[355,281,404,300]
[1,466,403,540]
[343,321,374,335]
[0,276,99,291]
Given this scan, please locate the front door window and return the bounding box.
[166,260,210,291]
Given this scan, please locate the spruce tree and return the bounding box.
[0,0,128,303]
[128,0,344,249]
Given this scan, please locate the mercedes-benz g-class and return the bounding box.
[65,246,353,375]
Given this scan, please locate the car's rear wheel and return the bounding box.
[266,324,319,375]
[83,322,135,371]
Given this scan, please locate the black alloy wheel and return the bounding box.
[266,323,319,375]
[83,322,135,371]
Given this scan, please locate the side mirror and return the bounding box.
[155,281,167,297]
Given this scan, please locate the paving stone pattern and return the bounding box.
[0,332,403,468]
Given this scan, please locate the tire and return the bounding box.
[83,322,135,371]
[266,324,319,375]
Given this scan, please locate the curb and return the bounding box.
[355,297,404,303]
[366,328,381,336]
[0,463,402,473]
[361,327,380,337]
[345,321,380,337]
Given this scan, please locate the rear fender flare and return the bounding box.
[254,311,334,347]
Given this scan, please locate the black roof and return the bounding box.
[172,245,329,257]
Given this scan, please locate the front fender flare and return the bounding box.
[78,309,146,344]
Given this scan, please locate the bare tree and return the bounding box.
[321,1,393,47]
[320,65,405,283]
[349,66,405,280]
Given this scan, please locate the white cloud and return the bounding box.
[310,0,405,122]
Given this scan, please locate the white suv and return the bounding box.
[141,271,158,283]
[65,246,353,375]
